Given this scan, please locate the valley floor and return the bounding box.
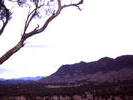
[0,81,133,100]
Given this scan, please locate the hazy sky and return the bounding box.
[0,0,133,79]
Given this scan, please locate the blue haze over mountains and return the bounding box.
[0,76,44,84]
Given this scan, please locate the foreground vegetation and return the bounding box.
[0,80,133,100]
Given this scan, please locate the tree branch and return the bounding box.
[22,0,62,39]
[0,0,83,65]
[61,0,83,10]
[0,39,25,64]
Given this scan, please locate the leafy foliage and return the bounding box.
[0,1,7,20]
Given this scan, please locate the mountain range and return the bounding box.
[0,76,44,85]
[40,55,133,84]
[12,76,44,81]
[0,76,44,81]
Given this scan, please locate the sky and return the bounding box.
[0,0,133,79]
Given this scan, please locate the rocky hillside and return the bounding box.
[40,55,133,83]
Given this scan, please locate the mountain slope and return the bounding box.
[40,55,133,83]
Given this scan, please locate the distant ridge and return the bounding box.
[0,78,4,80]
[0,76,45,85]
[0,76,44,81]
[40,55,133,83]
[12,76,44,81]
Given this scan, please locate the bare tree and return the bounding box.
[0,0,83,65]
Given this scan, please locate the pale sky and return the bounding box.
[0,0,133,79]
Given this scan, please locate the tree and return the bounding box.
[0,0,83,65]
